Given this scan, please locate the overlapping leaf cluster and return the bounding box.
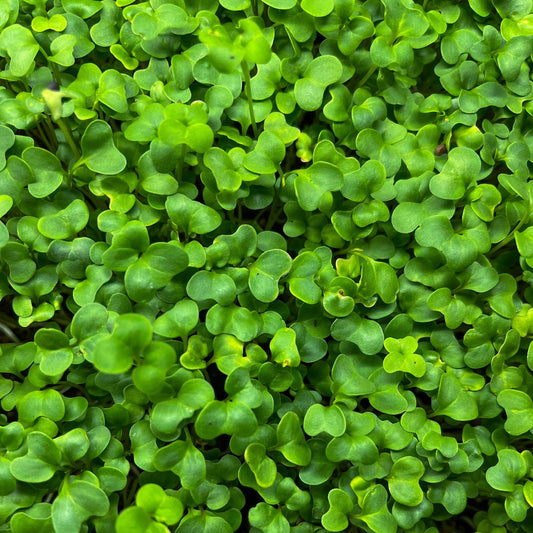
[1,0,533,531]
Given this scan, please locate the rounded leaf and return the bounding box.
[80,120,127,175]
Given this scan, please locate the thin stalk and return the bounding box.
[285,26,300,56]
[450,284,464,295]
[43,116,59,149]
[0,314,18,328]
[241,60,258,137]
[39,46,61,86]
[83,189,108,211]
[35,122,55,152]
[264,173,285,230]
[0,322,20,342]
[56,382,88,395]
[123,476,139,509]
[201,368,212,383]
[69,159,85,181]
[335,247,368,259]
[333,245,361,258]
[254,168,288,228]
[357,64,377,89]
[276,163,285,184]
[49,62,62,86]
[56,118,80,159]
[253,205,270,228]
[250,220,263,232]
[488,205,531,257]
[228,209,238,225]
[177,143,186,181]
[460,516,476,530]
[265,202,284,231]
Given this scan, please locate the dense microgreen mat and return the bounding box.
[2,0,533,531]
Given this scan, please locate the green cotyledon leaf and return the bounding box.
[249,249,292,302]
[166,193,221,235]
[383,336,426,378]
[38,200,89,240]
[295,162,343,211]
[52,477,109,533]
[429,147,481,200]
[78,120,127,175]
[0,24,39,77]
[2,5,533,533]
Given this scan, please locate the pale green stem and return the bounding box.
[56,117,80,159]
[44,116,59,149]
[177,143,186,181]
[285,27,300,56]
[488,206,531,257]
[357,64,377,89]
[276,163,285,184]
[264,173,286,230]
[201,368,211,383]
[36,122,55,152]
[241,60,258,137]
[265,201,284,231]
[49,61,62,86]
[70,159,84,175]
[39,46,60,85]
[0,322,19,342]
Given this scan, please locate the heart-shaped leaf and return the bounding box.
[249,249,292,302]
[78,120,127,175]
